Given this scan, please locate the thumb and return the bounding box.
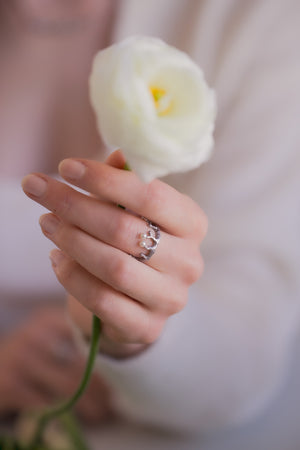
[104,149,126,169]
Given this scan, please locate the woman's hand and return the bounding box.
[22,151,207,358]
[0,308,111,423]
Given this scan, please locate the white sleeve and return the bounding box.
[83,2,300,433]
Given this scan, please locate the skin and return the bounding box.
[0,307,112,423]
[22,150,207,359]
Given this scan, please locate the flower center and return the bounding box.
[150,86,173,116]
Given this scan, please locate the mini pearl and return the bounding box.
[139,233,148,239]
[139,240,147,248]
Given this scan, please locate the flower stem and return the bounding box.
[60,412,90,450]
[123,162,131,171]
[27,315,101,449]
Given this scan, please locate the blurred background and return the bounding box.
[0,1,299,449]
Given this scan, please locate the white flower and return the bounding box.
[89,36,216,183]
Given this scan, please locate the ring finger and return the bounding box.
[39,215,186,314]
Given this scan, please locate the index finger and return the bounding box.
[58,158,207,239]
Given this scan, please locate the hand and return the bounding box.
[22,151,207,358]
[0,308,111,423]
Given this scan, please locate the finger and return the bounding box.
[40,215,186,313]
[38,194,194,277]
[22,173,192,275]
[50,250,166,344]
[67,295,94,338]
[104,149,126,169]
[57,158,207,239]
[87,150,126,203]
[68,295,148,357]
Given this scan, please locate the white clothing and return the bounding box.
[1,0,300,445]
[92,0,300,433]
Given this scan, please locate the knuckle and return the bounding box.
[104,315,164,346]
[85,286,103,317]
[56,226,73,251]
[53,189,73,218]
[184,250,204,284]
[162,285,187,315]
[110,213,134,245]
[191,207,208,241]
[139,330,156,345]
[171,292,187,314]
[96,164,114,192]
[195,252,205,279]
[55,258,73,285]
[89,286,113,321]
[104,326,127,344]
[142,181,164,215]
[107,255,131,290]
[138,317,164,345]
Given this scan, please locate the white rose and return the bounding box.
[89,36,216,183]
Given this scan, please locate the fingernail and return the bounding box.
[49,249,66,268]
[59,159,86,180]
[22,174,47,197]
[40,215,60,235]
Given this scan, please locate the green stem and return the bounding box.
[123,162,131,171]
[60,413,90,450]
[27,315,101,449]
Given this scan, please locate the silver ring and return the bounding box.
[135,217,161,262]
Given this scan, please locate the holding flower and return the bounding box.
[25,36,215,354]
[20,35,215,446]
[22,35,214,364]
[1,0,298,447]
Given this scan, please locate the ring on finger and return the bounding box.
[134,217,161,262]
